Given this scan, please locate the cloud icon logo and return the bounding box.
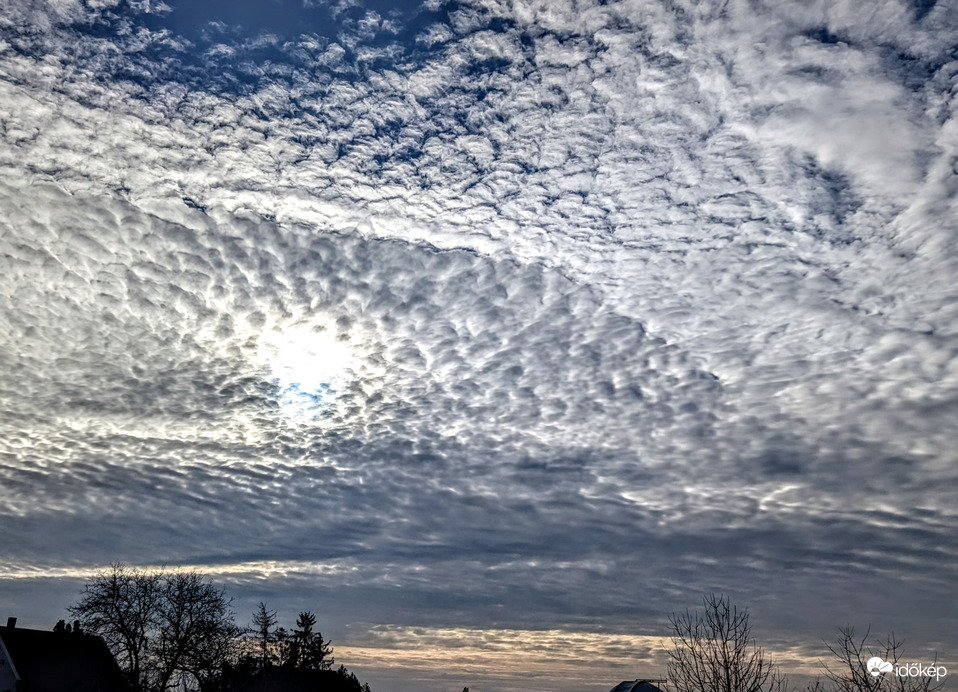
[868,657,894,677]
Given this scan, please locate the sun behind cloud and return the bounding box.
[261,325,356,417]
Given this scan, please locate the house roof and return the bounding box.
[0,624,131,692]
[609,680,667,692]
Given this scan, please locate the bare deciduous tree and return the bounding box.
[155,572,239,692]
[69,563,160,692]
[666,594,786,692]
[821,626,944,692]
[69,563,238,692]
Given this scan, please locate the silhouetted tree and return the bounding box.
[70,563,160,692]
[52,619,83,634]
[666,594,786,692]
[801,677,831,692]
[251,602,278,669]
[336,664,372,692]
[819,626,944,692]
[70,563,237,692]
[282,611,333,670]
[156,572,240,692]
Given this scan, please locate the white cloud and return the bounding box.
[1,0,957,679]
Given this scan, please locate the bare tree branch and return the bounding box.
[666,594,785,692]
[70,564,237,692]
[820,626,945,692]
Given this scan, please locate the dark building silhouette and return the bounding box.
[609,680,667,692]
[0,617,131,692]
[227,668,363,692]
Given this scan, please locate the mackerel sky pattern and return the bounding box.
[1,1,957,690]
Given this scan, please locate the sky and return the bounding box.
[0,0,957,690]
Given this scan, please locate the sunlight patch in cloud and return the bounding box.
[260,325,357,418]
[0,559,358,581]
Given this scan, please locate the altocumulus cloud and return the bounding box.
[1,0,958,687]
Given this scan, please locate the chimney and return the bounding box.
[5,617,15,628]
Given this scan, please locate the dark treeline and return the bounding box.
[67,563,370,692]
[65,569,945,692]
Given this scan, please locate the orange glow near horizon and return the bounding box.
[336,627,670,692]
[336,626,855,692]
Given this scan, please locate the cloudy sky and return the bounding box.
[1,0,957,689]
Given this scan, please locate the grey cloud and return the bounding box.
[1,0,957,683]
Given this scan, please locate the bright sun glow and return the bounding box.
[262,327,355,415]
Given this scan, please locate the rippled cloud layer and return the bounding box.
[1,0,957,688]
